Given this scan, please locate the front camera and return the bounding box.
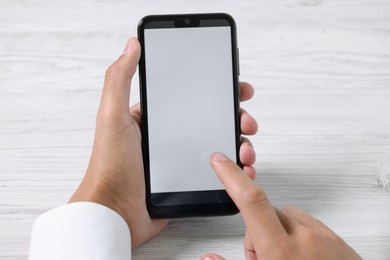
[184,18,190,24]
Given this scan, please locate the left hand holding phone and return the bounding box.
[68,37,258,248]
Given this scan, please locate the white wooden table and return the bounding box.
[1,1,389,259]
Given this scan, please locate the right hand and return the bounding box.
[200,153,362,260]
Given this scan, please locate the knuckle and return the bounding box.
[241,185,268,205]
[105,63,120,81]
[104,56,127,82]
[300,228,325,245]
[282,205,299,214]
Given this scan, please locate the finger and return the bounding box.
[210,153,288,247]
[199,253,226,260]
[240,108,258,135]
[239,137,256,179]
[240,141,256,166]
[244,230,257,260]
[239,82,254,102]
[243,166,256,180]
[99,38,141,119]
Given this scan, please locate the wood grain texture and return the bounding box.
[1,0,389,259]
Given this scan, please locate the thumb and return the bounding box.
[200,253,226,260]
[99,37,141,117]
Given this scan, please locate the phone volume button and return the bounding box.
[237,47,240,76]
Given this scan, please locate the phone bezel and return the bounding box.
[138,13,241,218]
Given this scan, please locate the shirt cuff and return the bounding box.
[29,202,131,260]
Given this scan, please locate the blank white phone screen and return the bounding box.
[144,26,237,193]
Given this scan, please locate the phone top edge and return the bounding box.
[140,12,234,20]
[138,13,236,30]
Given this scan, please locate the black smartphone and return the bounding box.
[138,13,241,218]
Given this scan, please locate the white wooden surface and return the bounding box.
[1,0,390,259]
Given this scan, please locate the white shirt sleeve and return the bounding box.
[29,202,132,260]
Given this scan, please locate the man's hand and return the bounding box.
[68,38,258,248]
[200,153,362,260]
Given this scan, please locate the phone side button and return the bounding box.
[237,47,240,76]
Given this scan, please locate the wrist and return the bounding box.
[68,180,129,228]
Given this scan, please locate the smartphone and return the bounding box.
[138,13,241,218]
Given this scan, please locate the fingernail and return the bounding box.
[212,152,229,162]
[123,39,134,54]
